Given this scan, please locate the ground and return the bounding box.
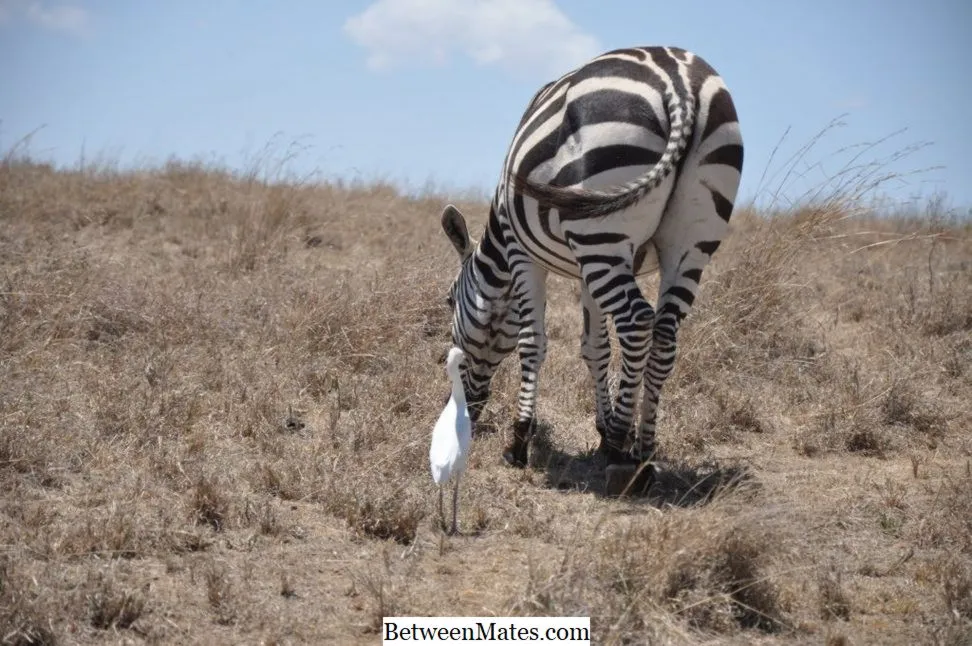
[1,159,970,645]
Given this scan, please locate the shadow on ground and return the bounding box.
[527,421,757,507]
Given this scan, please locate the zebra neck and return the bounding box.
[468,205,512,300]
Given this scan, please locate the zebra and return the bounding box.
[440,46,743,493]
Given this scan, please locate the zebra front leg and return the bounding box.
[503,263,548,468]
[579,283,612,451]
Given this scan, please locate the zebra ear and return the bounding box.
[441,204,472,259]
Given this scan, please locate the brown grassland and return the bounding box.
[0,152,970,645]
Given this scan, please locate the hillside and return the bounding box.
[1,160,970,645]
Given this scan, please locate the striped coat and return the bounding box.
[441,46,743,493]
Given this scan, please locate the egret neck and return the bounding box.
[447,361,467,415]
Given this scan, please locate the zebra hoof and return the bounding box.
[605,462,655,497]
[602,444,633,466]
[502,444,528,468]
[503,419,532,468]
[595,419,608,440]
[595,422,609,455]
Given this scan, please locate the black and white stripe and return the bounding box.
[441,46,743,489]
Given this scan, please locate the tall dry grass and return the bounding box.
[0,149,970,644]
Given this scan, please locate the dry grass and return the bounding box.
[1,157,970,645]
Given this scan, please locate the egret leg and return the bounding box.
[438,484,445,532]
[450,475,460,536]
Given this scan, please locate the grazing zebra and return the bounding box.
[440,46,743,492]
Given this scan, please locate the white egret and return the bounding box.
[430,347,472,535]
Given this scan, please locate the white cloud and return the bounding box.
[343,0,600,78]
[0,1,90,37]
[27,2,88,36]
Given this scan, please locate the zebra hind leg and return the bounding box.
[632,240,713,488]
[604,281,656,496]
[601,281,654,467]
[574,254,655,493]
[579,283,612,452]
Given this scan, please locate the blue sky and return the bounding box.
[1,0,970,209]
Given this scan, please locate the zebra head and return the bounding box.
[440,204,516,423]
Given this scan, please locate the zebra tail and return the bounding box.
[510,91,696,220]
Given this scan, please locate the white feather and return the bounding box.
[430,347,471,483]
[430,347,472,534]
